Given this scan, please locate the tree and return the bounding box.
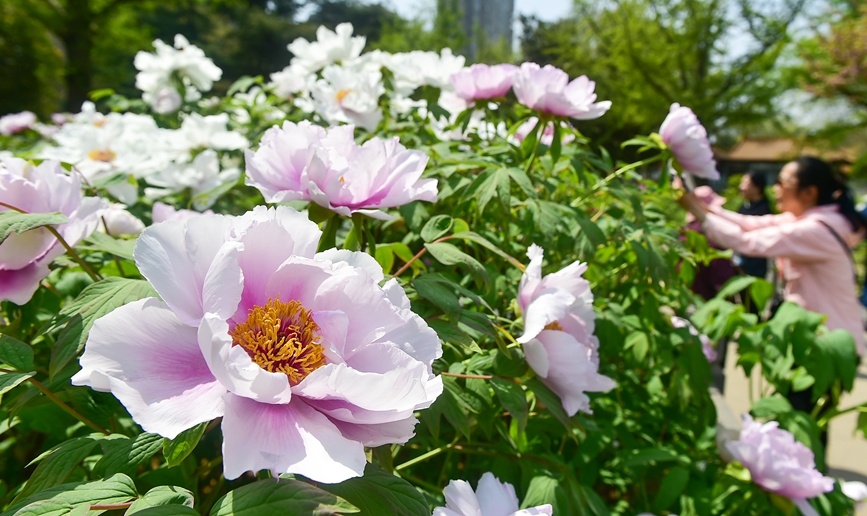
[520,0,805,153]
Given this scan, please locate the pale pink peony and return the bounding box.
[433,472,553,516]
[517,245,615,416]
[659,103,719,180]
[72,206,442,483]
[670,316,717,362]
[151,201,213,223]
[450,64,518,100]
[245,122,437,219]
[0,111,37,135]
[514,117,576,147]
[727,415,833,515]
[0,157,106,304]
[101,204,145,236]
[512,63,611,119]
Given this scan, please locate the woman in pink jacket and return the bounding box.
[677,156,866,357]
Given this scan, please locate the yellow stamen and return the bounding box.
[87,149,116,162]
[335,88,352,103]
[230,298,326,384]
[544,321,564,331]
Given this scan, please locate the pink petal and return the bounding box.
[0,261,50,305]
[135,214,235,326]
[221,394,366,482]
[71,298,226,439]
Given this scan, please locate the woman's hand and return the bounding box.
[672,175,710,223]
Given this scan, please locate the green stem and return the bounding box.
[389,235,456,280]
[318,216,339,252]
[395,438,459,471]
[523,115,550,175]
[817,402,867,428]
[0,201,102,282]
[571,153,667,208]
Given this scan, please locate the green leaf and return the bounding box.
[625,331,649,362]
[81,233,137,261]
[439,376,472,438]
[525,377,571,429]
[162,422,208,468]
[714,275,757,300]
[749,278,774,312]
[491,378,528,434]
[521,475,561,511]
[751,395,793,418]
[550,123,562,163]
[0,211,68,246]
[125,486,195,514]
[424,242,490,290]
[49,277,157,380]
[505,167,536,197]
[1,474,136,516]
[210,478,358,516]
[12,500,89,516]
[0,334,34,370]
[450,231,524,270]
[412,275,460,316]
[227,75,258,96]
[14,436,104,502]
[317,465,428,516]
[420,215,453,242]
[0,370,34,395]
[653,466,690,512]
[816,329,858,392]
[623,448,679,467]
[125,507,198,516]
[94,433,163,477]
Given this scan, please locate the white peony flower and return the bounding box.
[383,49,466,95]
[311,64,384,131]
[144,149,239,209]
[169,113,247,160]
[287,23,366,75]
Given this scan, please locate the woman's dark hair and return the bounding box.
[793,156,865,231]
[746,171,767,198]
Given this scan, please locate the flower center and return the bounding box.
[335,88,353,103]
[544,321,563,331]
[229,298,326,384]
[87,149,116,162]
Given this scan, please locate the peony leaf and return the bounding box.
[1,475,136,516]
[211,478,357,516]
[124,507,198,516]
[420,215,453,242]
[317,464,428,516]
[0,370,34,396]
[125,486,195,514]
[0,334,34,371]
[0,211,68,246]
[93,433,163,477]
[491,377,528,435]
[424,242,490,291]
[652,466,689,512]
[81,233,137,261]
[162,422,208,468]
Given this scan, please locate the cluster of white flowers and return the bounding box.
[134,35,223,114]
[39,102,245,208]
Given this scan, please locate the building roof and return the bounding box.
[713,137,858,163]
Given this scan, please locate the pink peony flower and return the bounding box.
[670,316,717,362]
[0,111,37,135]
[450,64,518,100]
[72,206,442,483]
[151,201,213,223]
[512,63,611,119]
[727,415,833,515]
[517,245,615,416]
[659,103,719,180]
[514,117,576,147]
[245,122,437,219]
[433,472,553,516]
[0,157,106,304]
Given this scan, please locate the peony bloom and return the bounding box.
[727,415,833,515]
[269,65,315,99]
[101,204,145,236]
[512,63,611,119]
[843,481,867,511]
[245,122,437,219]
[384,49,466,95]
[514,118,576,147]
[152,202,212,224]
[659,104,719,180]
[169,113,248,160]
[311,64,384,131]
[0,111,37,136]
[433,472,553,516]
[450,64,518,100]
[134,35,222,113]
[288,23,366,75]
[0,157,106,304]
[143,149,240,209]
[517,245,615,416]
[670,316,717,362]
[72,206,442,483]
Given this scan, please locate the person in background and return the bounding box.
[687,186,736,300]
[734,171,772,279]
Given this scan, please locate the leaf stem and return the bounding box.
[389,235,455,280]
[395,437,459,471]
[571,153,666,208]
[0,201,102,282]
[90,502,135,510]
[0,368,110,435]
